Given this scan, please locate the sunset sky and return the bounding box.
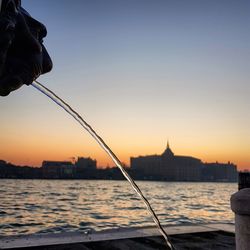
[1,0,249,170]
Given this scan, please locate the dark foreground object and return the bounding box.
[0,224,235,250]
[0,0,52,96]
[238,172,250,190]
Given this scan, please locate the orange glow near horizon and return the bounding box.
[2,139,249,171]
[1,0,250,175]
[3,153,249,171]
[1,105,249,170]
[1,109,249,170]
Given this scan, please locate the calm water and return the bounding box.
[0,180,237,236]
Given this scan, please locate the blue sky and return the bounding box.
[1,0,249,168]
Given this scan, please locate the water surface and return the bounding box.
[0,180,237,236]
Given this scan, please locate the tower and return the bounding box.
[162,140,174,157]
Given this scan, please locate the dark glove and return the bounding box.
[0,0,52,96]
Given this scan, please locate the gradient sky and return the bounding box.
[1,0,249,170]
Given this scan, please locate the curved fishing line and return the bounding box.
[32,80,174,249]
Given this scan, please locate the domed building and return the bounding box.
[130,142,202,181]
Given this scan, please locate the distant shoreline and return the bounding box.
[0,159,238,182]
[0,177,237,183]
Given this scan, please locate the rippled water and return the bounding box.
[0,180,237,236]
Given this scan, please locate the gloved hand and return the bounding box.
[0,0,52,96]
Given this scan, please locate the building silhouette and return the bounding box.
[202,162,237,182]
[0,160,41,179]
[130,142,237,182]
[0,147,238,181]
[74,157,97,178]
[75,157,97,170]
[42,161,75,178]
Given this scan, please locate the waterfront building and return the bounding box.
[130,142,202,181]
[202,162,238,182]
[74,157,97,178]
[42,161,74,178]
[0,161,40,179]
[75,157,97,170]
[0,160,7,166]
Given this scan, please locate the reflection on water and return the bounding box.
[0,180,237,236]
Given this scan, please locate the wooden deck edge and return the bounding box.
[0,223,235,249]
